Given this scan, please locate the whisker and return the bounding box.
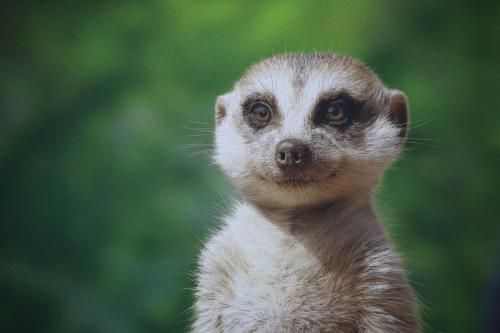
[179,126,213,134]
[186,133,213,138]
[408,118,434,130]
[405,137,438,142]
[190,120,214,125]
[187,149,213,158]
[170,143,213,154]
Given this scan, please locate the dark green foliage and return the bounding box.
[1,1,499,332]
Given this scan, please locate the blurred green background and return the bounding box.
[1,0,499,332]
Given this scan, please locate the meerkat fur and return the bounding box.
[192,53,420,333]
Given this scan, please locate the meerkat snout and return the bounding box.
[274,139,311,169]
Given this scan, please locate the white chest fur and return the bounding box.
[192,203,417,333]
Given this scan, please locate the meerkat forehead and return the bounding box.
[235,53,383,102]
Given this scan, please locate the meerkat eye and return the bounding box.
[320,103,349,126]
[325,105,347,123]
[250,102,272,125]
[315,95,363,127]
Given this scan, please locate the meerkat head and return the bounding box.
[214,53,408,209]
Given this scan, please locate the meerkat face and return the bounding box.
[214,53,408,208]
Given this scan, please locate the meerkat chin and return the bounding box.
[192,53,420,333]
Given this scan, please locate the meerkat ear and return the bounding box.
[215,94,229,126]
[388,90,409,138]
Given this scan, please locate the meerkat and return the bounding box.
[192,53,420,333]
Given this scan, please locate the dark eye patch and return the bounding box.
[313,91,365,128]
[242,92,278,129]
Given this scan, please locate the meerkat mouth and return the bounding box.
[258,172,336,188]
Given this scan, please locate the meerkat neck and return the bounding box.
[251,194,386,268]
[253,193,374,230]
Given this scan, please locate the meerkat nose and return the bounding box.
[275,139,311,169]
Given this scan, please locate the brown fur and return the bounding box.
[193,53,420,332]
